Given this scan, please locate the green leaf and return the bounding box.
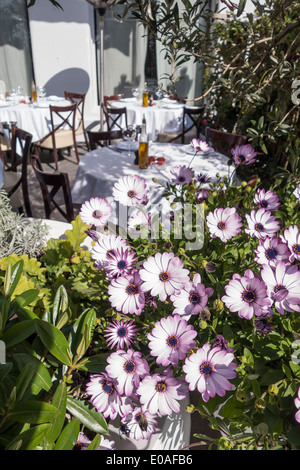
[2,320,36,348]
[8,401,59,424]
[7,260,24,297]
[0,363,12,382]
[5,423,52,450]
[66,396,109,434]
[52,285,68,326]
[54,418,80,450]
[34,319,73,366]
[64,216,89,252]
[15,363,38,403]
[87,434,102,450]
[47,382,67,444]
[13,289,39,308]
[76,353,109,373]
[13,353,52,392]
[71,308,96,359]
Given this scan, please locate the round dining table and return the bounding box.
[71,141,230,231]
[0,96,71,143]
[109,98,187,141]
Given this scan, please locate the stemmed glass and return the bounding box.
[122,125,136,157]
[131,88,139,99]
[9,88,17,104]
[155,86,163,100]
[37,86,46,101]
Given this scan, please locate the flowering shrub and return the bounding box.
[80,141,300,450]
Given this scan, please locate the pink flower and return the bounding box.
[104,246,137,279]
[106,349,150,396]
[245,209,280,239]
[139,252,190,302]
[147,315,197,367]
[253,188,280,212]
[294,388,300,423]
[281,225,300,263]
[79,197,112,227]
[91,234,127,269]
[104,319,138,350]
[170,165,194,185]
[183,343,237,402]
[137,369,188,416]
[260,261,300,315]
[86,373,121,420]
[206,207,243,243]
[196,188,210,203]
[121,408,158,441]
[293,185,300,203]
[108,271,145,316]
[222,269,271,319]
[231,144,257,166]
[254,236,290,268]
[190,138,211,153]
[128,208,151,238]
[74,432,117,450]
[112,174,149,206]
[171,273,214,319]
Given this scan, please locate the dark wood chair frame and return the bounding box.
[87,130,123,150]
[168,105,206,143]
[104,107,128,131]
[64,91,89,150]
[31,154,75,223]
[205,127,248,158]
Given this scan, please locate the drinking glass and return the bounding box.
[131,88,139,99]
[122,125,136,157]
[37,86,46,100]
[155,87,163,100]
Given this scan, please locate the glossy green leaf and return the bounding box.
[47,382,67,443]
[66,396,108,434]
[2,320,36,348]
[34,319,73,366]
[13,353,52,392]
[13,289,40,308]
[7,260,24,297]
[76,353,109,373]
[5,423,52,450]
[8,401,59,424]
[71,308,96,359]
[52,285,68,326]
[54,418,80,450]
[87,434,102,450]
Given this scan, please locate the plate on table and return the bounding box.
[114,140,139,151]
[48,95,65,101]
[36,102,50,108]
[120,97,137,103]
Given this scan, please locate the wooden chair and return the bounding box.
[87,130,123,150]
[103,94,124,109]
[31,154,75,223]
[34,102,79,170]
[104,106,128,131]
[64,91,89,150]
[3,127,33,216]
[205,127,248,158]
[160,105,205,144]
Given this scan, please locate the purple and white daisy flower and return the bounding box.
[170,165,194,185]
[206,207,243,243]
[260,261,300,315]
[212,335,233,353]
[222,269,271,319]
[106,349,150,397]
[137,368,188,416]
[112,174,149,206]
[293,185,300,203]
[79,197,112,227]
[183,343,237,402]
[231,144,257,166]
[91,234,127,269]
[196,188,210,203]
[245,209,280,239]
[86,373,121,420]
[147,315,197,367]
[197,173,211,185]
[190,138,211,153]
[74,432,117,450]
[254,236,290,268]
[104,246,137,279]
[171,273,214,320]
[128,208,152,238]
[108,271,145,316]
[253,188,280,212]
[295,388,300,423]
[104,319,138,350]
[281,225,300,263]
[139,252,190,302]
[121,408,158,441]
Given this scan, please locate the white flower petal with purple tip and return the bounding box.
[231,144,257,166]
[294,388,300,423]
[104,319,138,350]
[92,234,127,269]
[169,165,194,185]
[104,246,137,279]
[108,271,145,315]
[190,139,211,153]
[147,314,197,367]
[86,373,121,420]
[171,273,214,319]
[254,188,280,212]
[245,209,280,239]
[121,408,158,441]
[206,207,242,243]
[254,236,290,268]
[79,197,112,227]
[112,174,149,206]
[293,185,300,203]
[183,343,237,402]
[281,225,300,263]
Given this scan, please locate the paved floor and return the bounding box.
[21,134,219,449]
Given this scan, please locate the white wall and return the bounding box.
[28,0,99,125]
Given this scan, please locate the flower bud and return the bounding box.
[236,390,247,402]
[200,308,211,321]
[186,404,195,414]
[178,247,185,255]
[213,299,224,311]
[255,398,266,413]
[268,384,279,396]
[205,261,217,273]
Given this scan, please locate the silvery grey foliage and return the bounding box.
[0,188,49,258]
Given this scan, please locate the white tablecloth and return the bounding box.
[71,142,230,227]
[110,98,186,141]
[0,97,72,142]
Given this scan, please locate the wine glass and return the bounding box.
[9,88,17,104]
[155,86,163,100]
[131,88,139,99]
[37,86,46,101]
[122,125,136,157]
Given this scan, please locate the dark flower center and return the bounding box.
[274,284,285,293]
[259,200,268,208]
[237,154,246,163]
[127,190,136,198]
[102,383,114,395]
[167,335,179,348]
[155,381,167,393]
[242,289,256,303]
[73,442,84,450]
[126,283,137,295]
[265,248,277,260]
[217,221,226,230]
[92,209,102,219]
[124,360,136,374]
[117,327,128,338]
[159,271,170,282]
[117,260,127,270]
[178,176,185,182]
[292,243,300,255]
[106,249,116,259]
[255,223,264,232]
[189,292,200,304]
[200,361,214,377]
